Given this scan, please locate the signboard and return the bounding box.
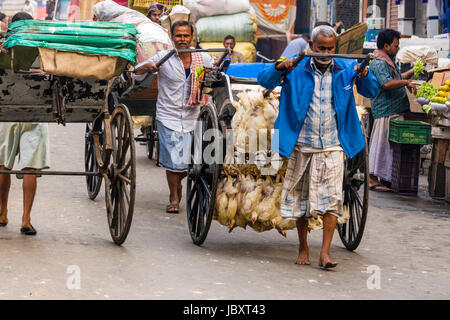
[249,0,297,35]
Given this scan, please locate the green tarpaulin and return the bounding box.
[3,20,138,63]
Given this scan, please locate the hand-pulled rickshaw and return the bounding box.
[0,20,138,245]
[184,52,371,251]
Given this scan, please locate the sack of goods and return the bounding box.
[2,20,137,80]
[196,12,257,43]
[200,42,256,63]
[183,0,251,21]
[92,0,172,63]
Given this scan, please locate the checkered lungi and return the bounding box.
[280,145,345,220]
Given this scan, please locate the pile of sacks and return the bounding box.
[183,0,257,62]
[92,0,172,129]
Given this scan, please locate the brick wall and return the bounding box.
[335,0,361,30]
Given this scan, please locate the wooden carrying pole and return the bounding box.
[362,0,368,22]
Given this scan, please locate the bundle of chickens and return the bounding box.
[214,170,296,237]
[215,88,350,236]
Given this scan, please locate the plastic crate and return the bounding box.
[391,143,421,195]
[389,120,431,145]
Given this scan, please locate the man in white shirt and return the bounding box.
[134,20,214,214]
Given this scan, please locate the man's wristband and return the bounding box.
[275,57,286,69]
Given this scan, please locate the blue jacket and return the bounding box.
[257,57,379,159]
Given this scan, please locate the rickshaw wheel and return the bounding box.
[85,120,103,200]
[145,124,159,161]
[338,123,369,251]
[145,125,155,160]
[105,104,136,245]
[186,103,220,246]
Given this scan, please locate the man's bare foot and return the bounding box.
[295,249,311,265]
[369,174,380,189]
[319,253,338,269]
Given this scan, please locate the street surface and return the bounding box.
[0,123,449,299]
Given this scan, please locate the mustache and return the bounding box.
[314,57,332,65]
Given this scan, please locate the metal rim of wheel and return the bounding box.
[338,124,369,251]
[186,103,220,246]
[105,104,136,245]
[85,120,103,200]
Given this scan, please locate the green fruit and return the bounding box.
[414,60,425,78]
[416,83,437,100]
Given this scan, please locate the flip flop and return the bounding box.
[20,225,37,236]
[369,183,391,192]
[166,204,179,214]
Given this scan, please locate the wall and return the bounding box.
[294,0,311,34]
[335,0,361,30]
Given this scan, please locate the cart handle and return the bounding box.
[263,52,373,98]
[131,48,230,74]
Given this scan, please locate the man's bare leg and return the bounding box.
[178,171,187,202]
[166,170,181,205]
[295,217,310,265]
[0,166,11,225]
[369,174,379,188]
[319,213,338,268]
[22,169,37,231]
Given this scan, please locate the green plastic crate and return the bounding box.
[389,120,431,145]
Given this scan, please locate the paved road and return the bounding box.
[0,123,449,300]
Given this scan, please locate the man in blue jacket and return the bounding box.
[258,25,378,269]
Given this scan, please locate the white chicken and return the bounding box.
[255,178,279,227]
[216,176,239,227]
[272,216,297,237]
[262,100,278,126]
[239,175,263,223]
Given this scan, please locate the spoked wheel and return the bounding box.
[338,128,369,251]
[85,120,103,200]
[145,125,159,161]
[145,125,154,159]
[186,103,220,246]
[104,104,136,245]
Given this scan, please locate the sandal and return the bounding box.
[166,204,179,214]
[20,225,37,236]
[369,183,391,192]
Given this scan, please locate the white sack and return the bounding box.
[396,45,439,65]
[183,0,250,21]
[92,0,172,46]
